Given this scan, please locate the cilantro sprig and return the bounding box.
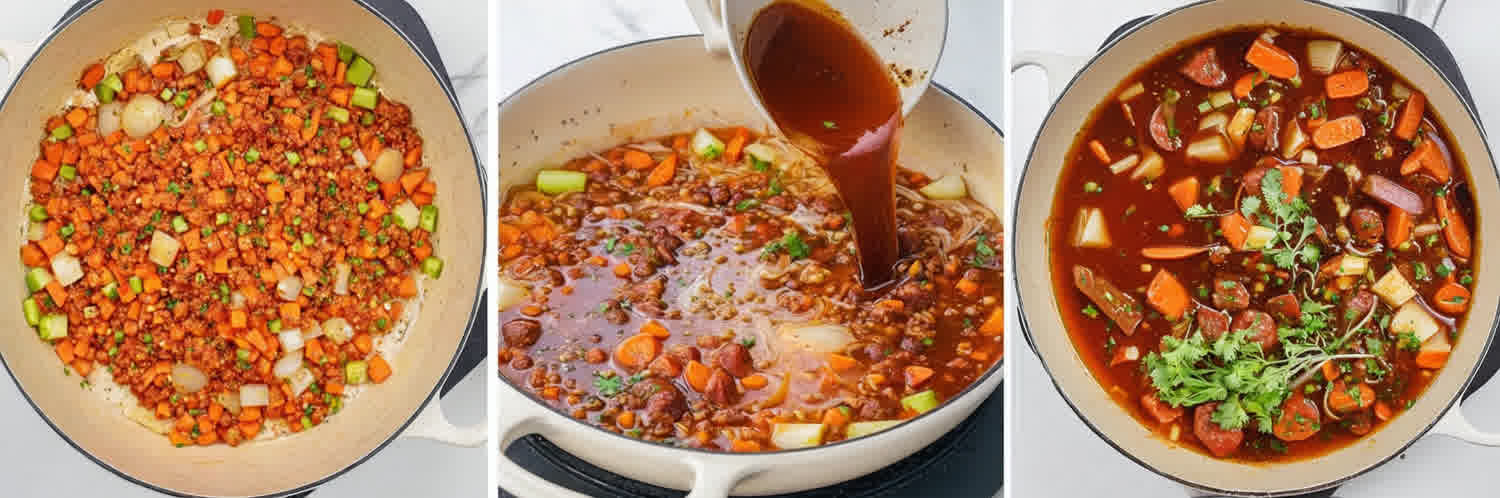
[1247,169,1322,271]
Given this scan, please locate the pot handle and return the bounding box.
[1011,50,1090,103]
[496,385,591,498]
[0,39,40,95]
[1430,401,1500,446]
[680,455,764,498]
[399,396,487,447]
[1399,0,1447,29]
[684,0,730,56]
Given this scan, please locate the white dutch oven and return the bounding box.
[497,33,1004,496]
[0,1,486,496]
[1013,0,1499,496]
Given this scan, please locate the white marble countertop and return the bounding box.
[0,1,487,497]
[1010,1,1500,496]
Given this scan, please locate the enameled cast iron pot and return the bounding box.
[1013,0,1500,496]
[497,34,1005,497]
[0,1,486,496]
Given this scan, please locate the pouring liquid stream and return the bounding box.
[745,0,904,288]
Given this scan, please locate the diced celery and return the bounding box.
[101,282,119,299]
[129,276,144,294]
[421,256,444,279]
[22,298,40,327]
[346,56,375,87]
[38,314,68,341]
[238,15,256,39]
[391,200,420,230]
[345,360,369,384]
[51,124,73,141]
[536,169,587,195]
[846,420,902,439]
[900,390,940,415]
[325,106,351,124]
[59,164,77,180]
[419,205,438,232]
[159,88,175,101]
[351,87,379,110]
[95,73,123,104]
[691,129,725,159]
[28,204,49,221]
[337,42,356,63]
[25,267,52,293]
[171,215,189,233]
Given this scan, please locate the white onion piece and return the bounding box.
[277,276,303,301]
[334,262,352,295]
[353,149,369,167]
[239,384,270,406]
[301,320,324,340]
[288,367,316,396]
[322,317,353,344]
[175,42,206,74]
[170,363,208,393]
[167,88,216,128]
[147,231,181,267]
[122,94,166,139]
[215,392,241,414]
[371,149,404,183]
[230,291,247,309]
[778,323,855,353]
[273,350,303,378]
[97,102,123,136]
[205,55,237,88]
[50,252,84,286]
[918,175,968,200]
[278,330,305,352]
[497,279,530,312]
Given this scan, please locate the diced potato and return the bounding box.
[1281,121,1310,159]
[1186,133,1234,164]
[1391,300,1443,343]
[846,420,902,439]
[919,175,968,200]
[1072,207,1112,249]
[1118,81,1145,102]
[1373,268,1418,307]
[771,423,826,449]
[1198,111,1229,133]
[1306,40,1343,75]
[148,231,181,267]
[1107,153,1140,175]
[1207,90,1235,110]
[1336,254,1368,276]
[1226,107,1256,148]
[1299,150,1318,166]
[1243,225,1277,250]
[497,278,530,312]
[1131,149,1165,181]
[1391,82,1412,101]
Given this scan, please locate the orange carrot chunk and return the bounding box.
[1311,115,1365,149]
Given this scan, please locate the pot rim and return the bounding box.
[1011,0,1498,495]
[498,33,1005,459]
[0,1,488,497]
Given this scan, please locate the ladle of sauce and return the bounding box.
[744,0,905,288]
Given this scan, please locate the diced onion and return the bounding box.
[1106,154,1140,175]
[239,384,270,407]
[170,363,208,393]
[230,291,247,309]
[175,42,207,74]
[918,175,967,200]
[147,231,181,267]
[1118,82,1145,102]
[1071,207,1112,248]
[323,317,353,344]
[273,350,303,378]
[352,149,369,167]
[392,200,420,230]
[301,320,324,340]
[278,330,305,352]
[50,252,84,286]
[205,55,237,88]
[372,149,403,183]
[288,367,316,396]
[215,392,241,414]
[498,279,530,312]
[122,94,166,139]
[778,323,854,353]
[277,276,303,301]
[97,102,123,136]
[334,262,352,295]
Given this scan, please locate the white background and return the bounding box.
[0,1,488,497]
[1011,0,1500,496]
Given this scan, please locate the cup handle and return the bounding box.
[1399,0,1447,29]
[399,396,487,447]
[1011,50,1090,103]
[0,39,40,95]
[684,0,730,56]
[1430,401,1500,445]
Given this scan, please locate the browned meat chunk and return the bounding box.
[1180,47,1229,87]
[1266,293,1302,324]
[712,343,753,378]
[1231,310,1279,353]
[1196,307,1231,342]
[1348,207,1385,244]
[1249,105,1283,152]
[1073,265,1143,335]
[1194,402,1244,457]
[502,319,542,348]
[1212,277,1251,311]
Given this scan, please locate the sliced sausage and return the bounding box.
[1341,289,1376,330]
[1194,402,1244,458]
[1361,175,1426,216]
[1348,207,1385,244]
[1249,105,1283,152]
[502,319,542,348]
[1073,265,1144,335]
[703,367,738,406]
[665,343,702,364]
[1179,46,1229,87]
[712,343,753,378]
[1196,307,1231,342]
[1212,277,1251,311]
[1150,101,1183,152]
[648,354,683,378]
[1231,310,1279,353]
[1266,293,1302,324]
[1242,162,1271,198]
[1273,395,1321,442]
[632,378,687,425]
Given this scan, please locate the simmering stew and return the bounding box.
[1049,27,1473,461]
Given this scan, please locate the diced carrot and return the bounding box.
[1416,332,1452,369]
[397,275,418,297]
[1324,70,1369,99]
[730,439,761,452]
[1394,92,1425,140]
[354,333,373,354]
[615,410,636,429]
[724,128,749,163]
[614,334,660,370]
[31,159,59,181]
[380,180,401,201]
[1140,245,1209,260]
[1279,165,1303,198]
[684,360,710,392]
[827,353,857,372]
[979,307,1004,336]
[640,320,670,338]
[1232,71,1268,99]
[20,244,46,267]
[1311,115,1365,149]
[1220,213,1251,250]
[1088,139,1110,164]
[1322,360,1339,382]
[55,339,75,363]
[905,365,935,387]
[368,355,392,383]
[1374,401,1393,422]
[1245,38,1298,79]
[955,278,980,296]
[324,380,344,395]
[1435,193,1471,259]
[1432,282,1471,315]
[613,263,631,279]
[230,310,247,328]
[1145,269,1190,321]
[622,149,654,170]
[80,63,105,90]
[741,374,769,390]
[65,108,88,129]
[1386,206,1412,248]
[255,22,283,37]
[399,170,428,195]
[645,154,677,187]
[1166,176,1199,212]
[45,280,67,307]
